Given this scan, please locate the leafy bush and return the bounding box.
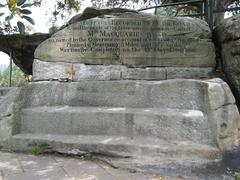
[0,0,35,34]
[234,171,240,180]
[0,64,26,87]
[83,152,93,160]
[32,143,45,155]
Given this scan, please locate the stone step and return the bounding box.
[11,133,220,161]
[19,80,208,111]
[20,106,214,145]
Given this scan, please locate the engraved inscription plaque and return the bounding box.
[35,14,215,67]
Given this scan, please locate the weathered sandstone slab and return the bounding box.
[35,12,215,67]
[0,79,239,151]
[33,59,213,81]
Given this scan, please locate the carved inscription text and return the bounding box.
[47,18,199,58]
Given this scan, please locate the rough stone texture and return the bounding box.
[73,64,123,81]
[121,67,166,80]
[214,14,240,43]
[0,152,22,175]
[206,79,240,151]
[20,107,212,145]
[33,60,73,81]
[0,79,238,151]
[0,152,180,180]
[104,156,236,180]
[214,15,240,108]
[33,59,213,81]
[166,67,214,79]
[12,134,221,160]
[35,12,215,68]
[0,88,19,149]
[0,79,239,179]
[14,80,209,110]
[0,34,50,74]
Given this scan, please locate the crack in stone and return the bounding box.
[214,103,235,111]
[220,37,240,45]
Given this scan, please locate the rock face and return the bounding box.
[0,79,239,179]
[0,79,239,152]
[214,14,240,108]
[0,87,19,148]
[34,11,216,81]
[35,13,215,67]
[0,34,50,74]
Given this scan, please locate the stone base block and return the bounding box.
[0,78,240,177]
[20,106,210,145]
[33,59,214,81]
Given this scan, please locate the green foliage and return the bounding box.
[17,0,27,6]
[0,64,26,87]
[51,0,80,27]
[82,152,93,160]
[1,0,240,34]
[32,144,45,155]
[21,15,35,25]
[0,0,35,34]
[156,6,177,16]
[58,0,80,11]
[48,25,59,34]
[17,21,25,33]
[234,171,240,180]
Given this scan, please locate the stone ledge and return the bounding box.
[33,59,214,81]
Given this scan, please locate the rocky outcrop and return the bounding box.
[0,87,19,148]
[214,14,240,108]
[1,8,240,179]
[0,33,50,74]
[0,78,239,179]
[34,10,216,83]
